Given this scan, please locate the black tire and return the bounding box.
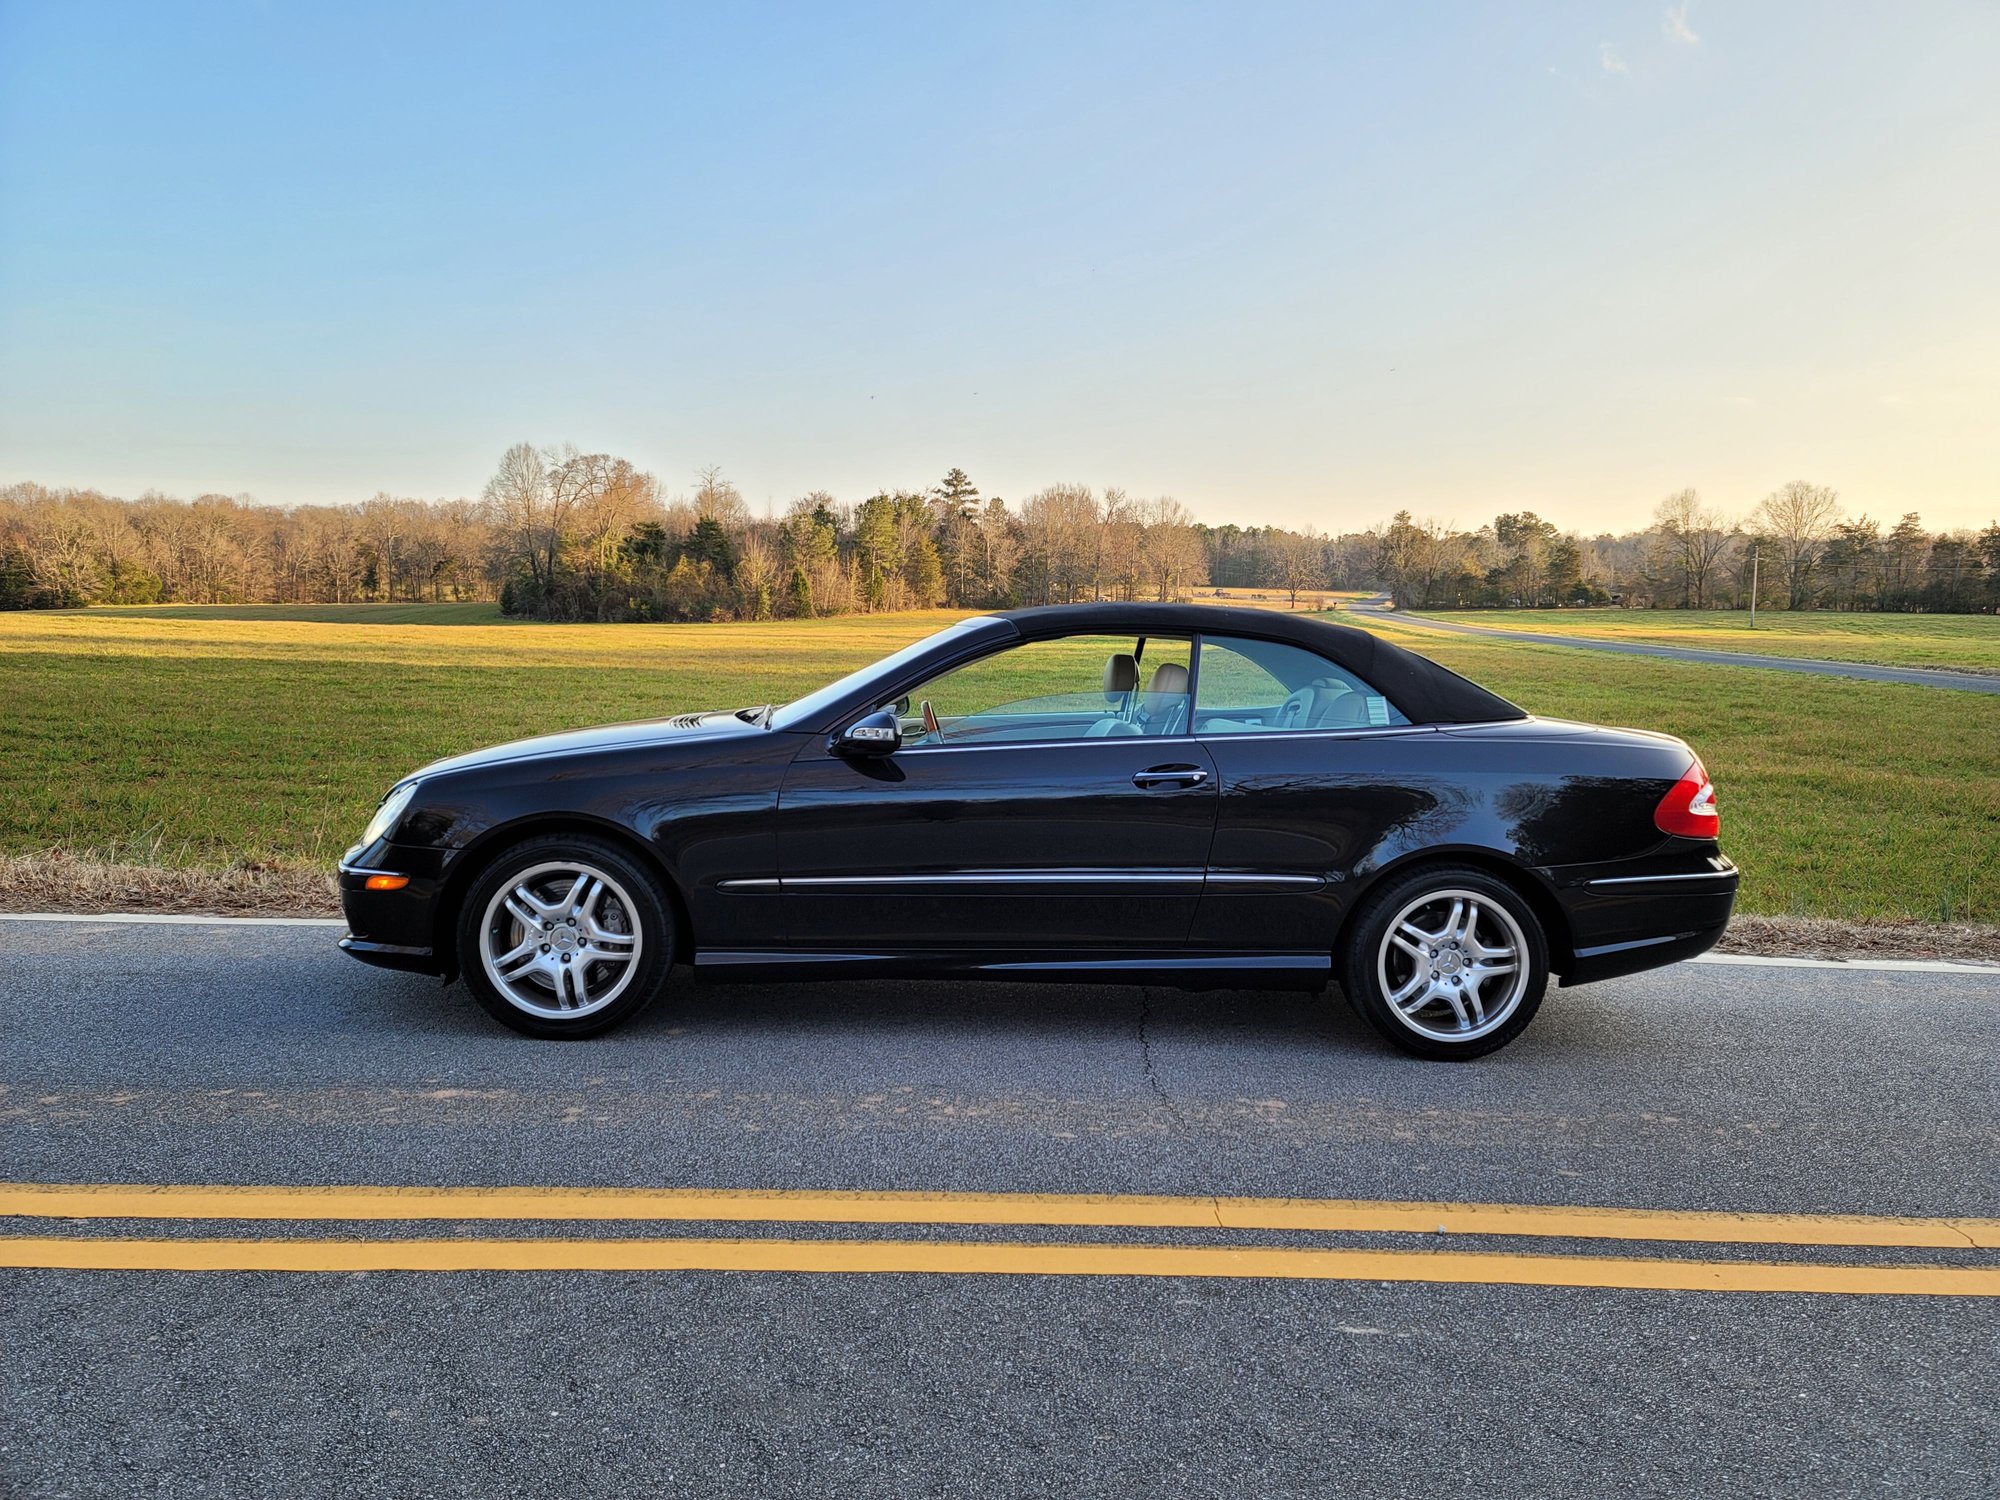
[1337,864,1549,1060]
[455,833,676,1038]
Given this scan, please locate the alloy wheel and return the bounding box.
[477,860,644,1019]
[1373,887,1530,1043]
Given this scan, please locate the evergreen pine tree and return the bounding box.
[904,532,944,606]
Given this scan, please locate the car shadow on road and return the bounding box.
[341,966,1447,1060]
[339,963,1653,1065]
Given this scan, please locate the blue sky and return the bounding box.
[2,1,1995,530]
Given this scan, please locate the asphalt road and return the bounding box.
[1359,605,2000,693]
[4,920,1997,1498]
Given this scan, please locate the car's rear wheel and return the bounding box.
[456,834,675,1038]
[1338,865,1548,1059]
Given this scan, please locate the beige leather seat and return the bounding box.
[1139,662,1191,735]
[1086,654,1142,737]
[1308,680,1370,727]
[1265,678,1364,731]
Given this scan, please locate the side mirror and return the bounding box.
[833,709,901,757]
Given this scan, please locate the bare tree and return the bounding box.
[1653,489,1737,608]
[974,496,1018,604]
[25,502,103,605]
[1019,484,1099,603]
[692,466,750,529]
[1754,481,1842,609]
[482,442,553,594]
[1374,512,1478,608]
[1137,497,1208,602]
[1273,528,1327,608]
[1097,487,1143,601]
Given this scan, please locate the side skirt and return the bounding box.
[692,950,1333,992]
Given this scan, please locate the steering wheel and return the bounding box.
[921,698,940,742]
[1276,687,1314,729]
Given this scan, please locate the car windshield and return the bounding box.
[768,618,994,731]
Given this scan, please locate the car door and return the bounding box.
[774,634,1219,951]
[1186,633,1435,952]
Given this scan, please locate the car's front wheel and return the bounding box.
[1338,865,1548,1059]
[456,834,675,1038]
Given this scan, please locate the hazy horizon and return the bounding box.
[3,2,1996,533]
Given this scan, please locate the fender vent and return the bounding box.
[667,712,711,729]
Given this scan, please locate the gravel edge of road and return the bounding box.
[4,853,1995,964]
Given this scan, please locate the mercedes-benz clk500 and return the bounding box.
[338,604,1735,1058]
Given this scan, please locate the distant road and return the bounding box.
[1350,601,2000,693]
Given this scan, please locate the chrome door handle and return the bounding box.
[1132,767,1208,788]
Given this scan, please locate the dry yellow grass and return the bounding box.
[0,851,338,917]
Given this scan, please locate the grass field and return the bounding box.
[3,605,1996,923]
[71,602,511,625]
[1405,607,2000,673]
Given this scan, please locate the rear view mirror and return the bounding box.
[834,709,901,756]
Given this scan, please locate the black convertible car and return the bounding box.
[338,604,1736,1057]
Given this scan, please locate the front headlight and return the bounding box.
[360,781,419,847]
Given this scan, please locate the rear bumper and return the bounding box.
[1553,852,1739,986]
[1561,920,1731,986]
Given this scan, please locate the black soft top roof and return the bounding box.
[996,603,1525,725]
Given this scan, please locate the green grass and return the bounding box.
[0,609,976,869]
[1405,607,2000,673]
[3,607,1996,922]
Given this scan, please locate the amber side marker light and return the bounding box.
[363,874,410,892]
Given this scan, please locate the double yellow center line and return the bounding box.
[4,1184,1996,1295]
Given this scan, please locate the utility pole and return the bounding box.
[1748,546,1759,627]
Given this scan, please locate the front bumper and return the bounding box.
[1554,851,1739,986]
[337,934,443,974]
[338,850,450,977]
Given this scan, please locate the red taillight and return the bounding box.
[1655,758,1720,839]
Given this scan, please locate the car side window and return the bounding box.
[891,634,1194,746]
[1195,636,1410,733]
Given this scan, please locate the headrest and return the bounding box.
[1103,654,1139,694]
[1314,692,1369,727]
[1147,662,1190,695]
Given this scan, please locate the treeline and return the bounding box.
[477,445,1323,621]
[0,446,1370,620]
[1376,482,2000,614]
[3,454,1996,617]
[0,485,489,608]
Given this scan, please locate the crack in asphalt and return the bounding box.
[1134,988,1183,1129]
[1135,988,1228,1230]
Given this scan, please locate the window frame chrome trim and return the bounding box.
[890,729,1200,756]
[1191,724,1440,745]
